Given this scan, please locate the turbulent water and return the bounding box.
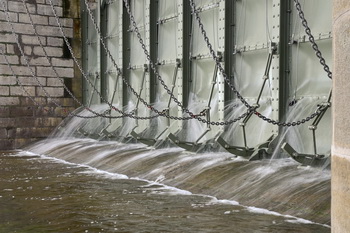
[0,137,331,232]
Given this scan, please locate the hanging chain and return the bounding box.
[294,0,332,80]
[189,0,331,127]
[0,47,53,113]
[83,0,250,125]
[48,0,161,120]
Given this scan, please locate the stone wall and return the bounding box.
[0,0,81,150]
[332,0,350,232]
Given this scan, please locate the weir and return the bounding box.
[0,0,335,228]
[76,0,332,166]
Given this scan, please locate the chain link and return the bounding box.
[48,0,161,120]
[294,0,332,80]
[3,0,330,127]
[80,0,249,125]
[189,0,331,127]
[121,0,250,125]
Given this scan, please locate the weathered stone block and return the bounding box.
[0,54,19,65]
[0,33,16,43]
[36,86,64,97]
[37,4,62,17]
[6,44,16,54]
[14,117,36,127]
[7,127,16,139]
[24,46,33,56]
[33,46,63,57]
[0,139,14,150]
[50,97,75,107]
[36,117,62,127]
[51,57,73,67]
[0,128,7,139]
[49,17,73,27]
[10,86,36,96]
[0,118,16,127]
[47,77,64,87]
[0,107,10,117]
[21,35,47,46]
[0,22,36,35]
[18,76,46,86]
[332,154,350,233]
[333,0,350,21]
[35,106,55,117]
[18,13,49,25]
[37,66,74,78]
[35,25,72,38]
[21,56,50,66]
[0,75,16,86]
[10,106,35,117]
[333,13,350,149]
[14,138,37,148]
[0,97,20,105]
[0,11,18,22]
[46,0,63,7]
[20,96,46,106]
[8,1,36,14]
[47,37,63,47]
[0,86,10,96]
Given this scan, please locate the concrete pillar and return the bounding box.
[332,1,350,232]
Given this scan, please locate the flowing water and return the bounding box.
[0,136,330,233]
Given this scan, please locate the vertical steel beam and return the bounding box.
[144,0,151,117]
[182,0,191,109]
[80,0,89,105]
[269,0,281,135]
[278,0,291,123]
[100,1,108,102]
[224,0,235,102]
[217,0,225,129]
[149,0,158,103]
[122,0,131,107]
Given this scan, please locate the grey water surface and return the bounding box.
[0,149,329,233]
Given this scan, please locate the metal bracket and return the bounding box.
[131,61,180,146]
[281,89,332,167]
[168,55,221,151]
[217,134,275,159]
[281,142,330,167]
[88,72,100,107]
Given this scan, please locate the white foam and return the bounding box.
[247,206,331,228]
[206,197,240,206]
[12,149,329,228]
[247,206,284,216]
[6,150,38,157]
[77,168,128,180]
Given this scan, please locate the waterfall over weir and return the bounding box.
[26,129,330,225]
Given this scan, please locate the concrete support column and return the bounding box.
[332,1,350,232]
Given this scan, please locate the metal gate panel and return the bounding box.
[285,0,332,155]
[220,0,278,149]
[185,0,224,143]
[126,0,151,134]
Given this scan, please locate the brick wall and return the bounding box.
[0,0,81,149]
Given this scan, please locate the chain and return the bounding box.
[81,0,249,125]
[294,0,332,80]
[188,0,252,110]
[189,0,330,127]
[120,0,250,125]
[0,0,65,110]
[2,0,124,119]
[48,0,160,120]
[0,47,53,114]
